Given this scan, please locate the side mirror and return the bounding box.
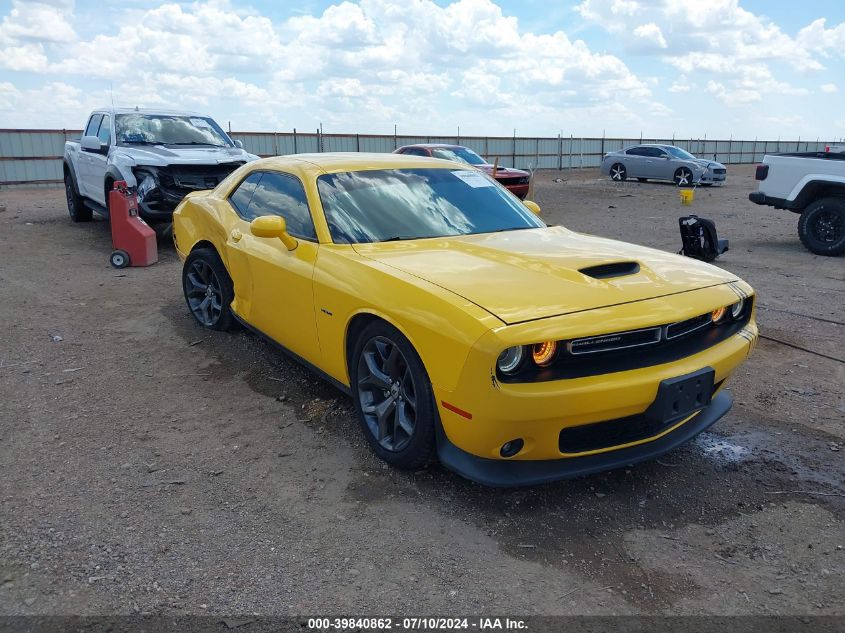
[250,215,298,250]
[523,200,542,215]
[81,135,106,153]
[234,139,244,149]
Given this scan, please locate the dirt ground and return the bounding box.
[0,165,843,618]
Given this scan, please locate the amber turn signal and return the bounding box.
[711,306,727,323]
[532,341,558,367]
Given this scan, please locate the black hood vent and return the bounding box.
[579,261,640,279]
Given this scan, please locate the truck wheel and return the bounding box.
[798,198,845,256]
[182,248,237,331]
[65,172,92,222]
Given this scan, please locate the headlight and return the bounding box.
[497,346,525,374]
[531,341,557,367]
[730,298,745,319]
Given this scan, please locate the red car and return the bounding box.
[393,144,530,199]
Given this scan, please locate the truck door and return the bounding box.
[76,114,102,199]
[86,114,112,207]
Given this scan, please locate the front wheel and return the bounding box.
[674,167,694,187]
[182,248,237,330]
[351,321,436,469]
[609,163,627,181]
[798,198,845,256]
[65,173,92,222]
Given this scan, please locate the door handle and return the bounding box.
[230,229,242,242]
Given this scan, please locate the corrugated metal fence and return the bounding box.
[0,128,832,186]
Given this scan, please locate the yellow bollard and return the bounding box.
[679,188,694,206]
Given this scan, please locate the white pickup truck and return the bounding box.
[63,107,258,226]
[749,151,845,256]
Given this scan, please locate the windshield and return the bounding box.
[317,168,544,244]
[429,147,486,166]
[115,114,232,147]
[664,146,696,160]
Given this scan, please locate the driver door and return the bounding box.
[224,170,321,364]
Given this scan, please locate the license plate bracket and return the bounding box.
[644,367,715,427]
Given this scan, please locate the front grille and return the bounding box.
[497,296,753,383]
[666,313,710,339]
[569,327,660,355]
[713,168,726,174]
[157,163,244,196]
[558,380,724,453]
[497,176,529,185]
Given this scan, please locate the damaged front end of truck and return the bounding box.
[131,162,246,223]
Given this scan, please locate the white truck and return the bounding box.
[63,107,258,226]
[749,151,845,256]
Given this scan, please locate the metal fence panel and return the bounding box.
[0,128,837,186]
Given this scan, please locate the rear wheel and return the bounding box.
[674,167,694,187]
[65,172,91,222]
[351,321,436,469]
[609,163,627,182]
[182,248,237,330]
[798,198,845,256]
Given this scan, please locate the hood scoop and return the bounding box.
[579,261,640,280]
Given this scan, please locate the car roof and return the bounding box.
[399,143,468,149]
[244,152,464,177]
[93,107,209,117]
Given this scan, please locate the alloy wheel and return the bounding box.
[185,259,223,326]
[65,179,75,216]
[675,168,692,186]
[812,209,841,243]
[357,336,418,452]
[610,164,626,181]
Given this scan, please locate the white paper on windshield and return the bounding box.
[190,118,211,127]
[451,170,494,188]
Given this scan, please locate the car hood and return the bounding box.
[352,226,737,324]
[477,164,529,178]
[113,145,257,167]
[691,158,726,170]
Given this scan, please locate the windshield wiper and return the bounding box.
[120,140,160,145]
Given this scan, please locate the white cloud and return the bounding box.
[820,83,838,93]
[577,0,827,104]
[632,23,667,50]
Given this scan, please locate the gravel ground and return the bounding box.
[0,165,843,618]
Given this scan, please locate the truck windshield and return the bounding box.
[317,168,544,244]
[115,114,232,147]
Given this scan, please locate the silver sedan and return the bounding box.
[600,144,727,186]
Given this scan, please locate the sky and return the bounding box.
[0,0,844,139]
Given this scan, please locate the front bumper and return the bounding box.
[504,183,529,199]
[699,172,726,184]
[437,390,732,487]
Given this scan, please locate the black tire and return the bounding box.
[798,198,845,256]
[673,167,694,187]
[182,248,237,331]
[350,320,436,470]
[637,178,647,183]
[609,163,627,182]
[65,171,92,222]
[110,250,129,269]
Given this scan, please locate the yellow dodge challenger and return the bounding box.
[173,153,757,487]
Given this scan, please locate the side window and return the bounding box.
[404,148,429,156]
[245,172,317,240]
[84,114,103,137]
[229,172,263,216]
[97,115,111,146]
[646,147,665,157]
